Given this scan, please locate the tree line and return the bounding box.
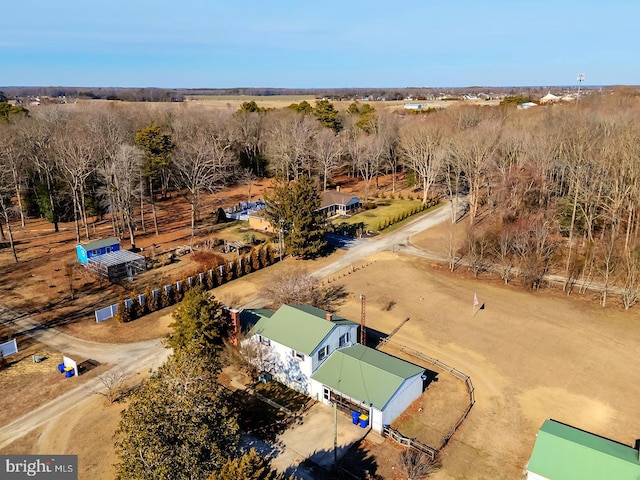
[3,89,640,307]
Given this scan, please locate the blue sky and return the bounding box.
[2,1,638,88]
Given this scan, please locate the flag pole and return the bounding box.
[473,292,479,317]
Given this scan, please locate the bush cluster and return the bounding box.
[115,245,276,323]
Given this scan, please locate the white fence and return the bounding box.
[0,338,18,357]
[94,280,184,323]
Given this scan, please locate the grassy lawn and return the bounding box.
[333,199,437,233]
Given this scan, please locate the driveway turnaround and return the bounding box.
[271,402,370,477]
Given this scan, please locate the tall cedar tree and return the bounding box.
[166,286,230,361]
[265,176,326,259]
[114,354,239,480]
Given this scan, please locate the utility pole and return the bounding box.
[360,294,366,346]
[333,400,338,468]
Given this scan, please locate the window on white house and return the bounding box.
[339,332,349,348]
[258,335,270,346]
[292,350,304,361]
[317,345,329,362]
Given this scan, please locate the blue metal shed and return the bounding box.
[76,237,120,264]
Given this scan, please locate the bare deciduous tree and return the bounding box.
[172,112,236,234]
[263,110,316,180]
[262,268,347,311]
[311,128,343,191]
[92,369,127,404]
[398,449,440,480]
[399,120,445,203]
[448,120,502,225]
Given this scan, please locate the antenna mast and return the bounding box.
[577,73,585,103]
[360,294,366,346]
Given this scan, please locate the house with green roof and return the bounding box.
[244,304,426,433]
[310,344,425,433]
[246,304,359,394]
[526,419,640,480]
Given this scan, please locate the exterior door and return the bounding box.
[323,387,331,402]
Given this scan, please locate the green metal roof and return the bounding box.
[528,419,640,480]
[78,237,119,251]
[249,304,357,355]
[310,344,424,411]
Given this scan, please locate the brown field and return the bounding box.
[184,95,498,112]
[331,252,640,479]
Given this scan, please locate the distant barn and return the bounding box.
[76,238,145,280]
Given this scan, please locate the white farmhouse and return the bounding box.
[243,304,426,433]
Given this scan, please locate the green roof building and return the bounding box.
[245,304,359,394]
[527,419,640,480]
[243,304,426,432]
[310,344,425,432]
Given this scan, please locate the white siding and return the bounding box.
[380,374,423,427]
[244,336,313,394]
[310,324,359,372]
[526,471,550,480]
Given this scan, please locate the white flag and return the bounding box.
[473,292,479,306]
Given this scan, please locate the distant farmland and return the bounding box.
[185,94,497,111]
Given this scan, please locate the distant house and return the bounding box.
[526,419,640,480]
[517,102,538,110]
[404,103,423,110]
[247,210,275,233]
[76,237,120,264]
[76,237,145,280]
[318,189,361,217]
[540,92,560,104]
[243,304,426,433]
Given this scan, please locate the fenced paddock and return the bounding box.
[377,338,476,456]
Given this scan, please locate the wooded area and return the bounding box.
[1,89,640,307]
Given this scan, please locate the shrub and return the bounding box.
[213,263,224,285]
[115,296,131,323]
[161,285,175,308]
[250,248,260,270]
[214,207,227,224]
[225,262,235,282]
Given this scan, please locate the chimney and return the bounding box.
[635,439,640,461]
[228,308,241,346]
[326,313,333,322]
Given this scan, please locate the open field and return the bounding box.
[331,252,640,479]
[185,95,498,112]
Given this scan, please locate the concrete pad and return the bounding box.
[271,402,369,476]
